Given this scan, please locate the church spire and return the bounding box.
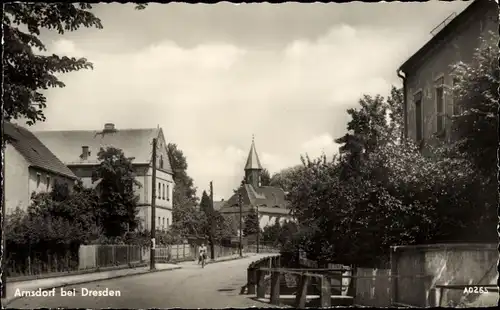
[245,135,263,170]
[244,135,263,188]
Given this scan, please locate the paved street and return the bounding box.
[7,254,274,309]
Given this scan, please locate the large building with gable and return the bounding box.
[219,138,294,232]
[34,123,174,232]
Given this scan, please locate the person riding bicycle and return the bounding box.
[198,243,207,264]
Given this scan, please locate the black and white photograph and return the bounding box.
[1,0,498,308]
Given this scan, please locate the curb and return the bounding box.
[205,255,250,265]
[2,266,181,306]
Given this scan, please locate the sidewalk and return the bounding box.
[1,263,180,306]
[2,253,251,306]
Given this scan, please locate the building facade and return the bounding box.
[34,123,175,231]
[4,122,78,214]
[219,138,294,232]
[398,0,498,144]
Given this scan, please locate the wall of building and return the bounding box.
[4,144,74,214]
[392,243,498,307]
[138,206,172,232]
[4,144,30,213]
[405,2,498,142]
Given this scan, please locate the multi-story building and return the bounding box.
[34,123,175,231]
[397,0,498,144]
[4,122,78,213]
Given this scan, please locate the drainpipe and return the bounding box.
[397,69,408,142]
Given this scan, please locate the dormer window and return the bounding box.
[81,146,90,160]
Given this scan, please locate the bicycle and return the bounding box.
[200,253,206,268]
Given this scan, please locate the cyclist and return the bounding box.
[198,243,207,266]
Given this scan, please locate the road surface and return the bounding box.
[7,254,274,309]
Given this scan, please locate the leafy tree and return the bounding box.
[93,147,141,237]
[4,182,101,275]
[167,143,198,224]
[269,165,304,192]
[243,207,259,237]
[3,3,146,125]
[199,191,211,214]
[450,33,497,179]
[262,221,281,245]
[260,168,271,186]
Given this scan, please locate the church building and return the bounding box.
[219,138,294,232]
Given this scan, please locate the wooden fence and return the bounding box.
[79,245,143,270]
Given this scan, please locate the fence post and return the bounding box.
[295,274,310,308]
[247,267,256,295]
[256,269,266,299]
[427,287,439,307]
[176,245,179,261]
[320,275,331,307]
[183,244,186,260]
[112,245,116,266]
[270,271,281,305]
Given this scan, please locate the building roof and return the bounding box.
[4,122,78,179]
[244,137,263,170]
[399,0,490,73]
[219,184,291,216]
[34,125,169,170]
[213,200,226,211]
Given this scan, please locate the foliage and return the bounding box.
[199,190,211,214]
[167,143,198,226]
[93,147,141,237]
[450,33,498,180]
[243,207,259,236]
[269,165,304,192]
[261,220,299,249]
[3,3,146,125]
[260,168,271,186]
[285,77,495,266]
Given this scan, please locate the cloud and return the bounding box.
[33,22,414,199]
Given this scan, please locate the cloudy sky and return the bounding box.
[30,2,469,200]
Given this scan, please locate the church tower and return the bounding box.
[244,135,263,189]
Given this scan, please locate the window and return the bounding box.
[167,184,170,201]
[167,218,170,229]
[435,77,445,132]
[158,217,160,229]
[414,91,423,142]
[162,217,165,228]
[36,173,41,188]
[46,175,51,191]
[159,155,164,169]
[162,183,165,200]
[158,182,161,199]
[452,77,460,116]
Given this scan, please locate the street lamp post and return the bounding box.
[238,193,243,257]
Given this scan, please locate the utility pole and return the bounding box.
[238,192,243,257]
[209,181,215,260]
[2,141,7,297]
[256,205,260,254]
[150,138,157,271]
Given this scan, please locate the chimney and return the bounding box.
[103,123,116,133]
[81,146,90,160]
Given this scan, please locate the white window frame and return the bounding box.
[36,172,41,188]
[46,175,51,191]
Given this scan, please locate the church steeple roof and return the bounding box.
[244,135,263,170]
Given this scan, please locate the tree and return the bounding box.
[93,147,141,237]
[166,143,203,238]
[450,33,497,179]
[260,168,271,186]
[269,165,304,192]
[199,191,211,214]
[3,3,145,125]
[243,208,259,237]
